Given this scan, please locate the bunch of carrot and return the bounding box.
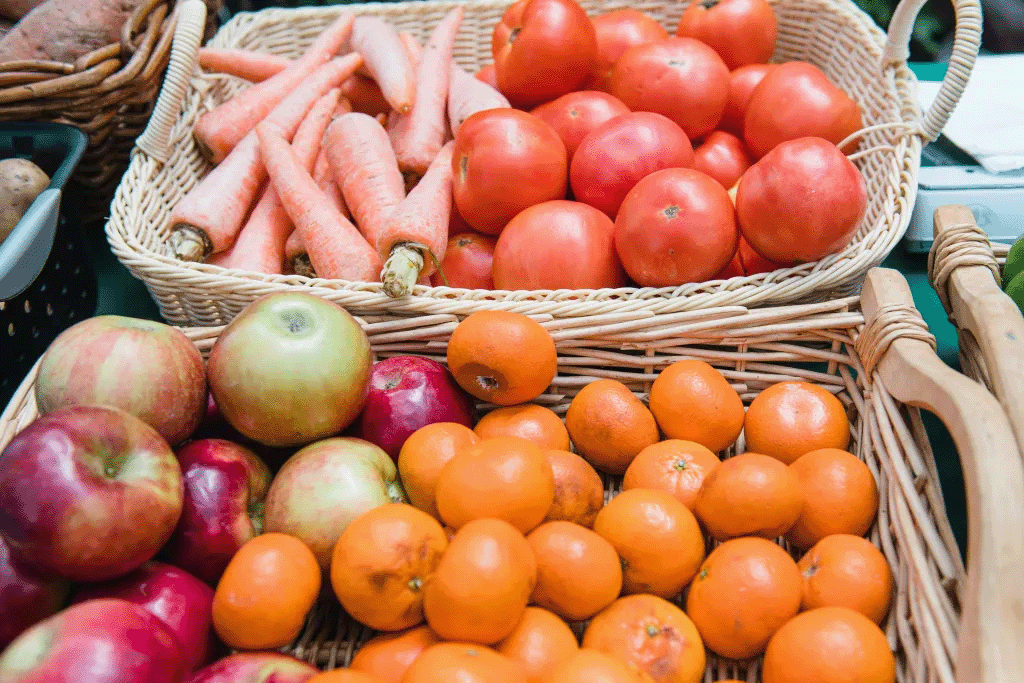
[169,8,510,297]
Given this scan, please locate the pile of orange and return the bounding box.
[211,311,898,683]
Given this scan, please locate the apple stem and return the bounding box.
[381,243,425,298]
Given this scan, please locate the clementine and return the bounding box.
[798,534,893,624]
[648,360,744,452]
[349,625,441,683]
[565,379,659,475]
[543,449,606,528]
[527,521,623,621]
[547,649,656,683]
[475,403,571,451]
[401,642,527,683]
[398,422,480,519]
[622,440,721,510]
[495,606,579,683]
[744,381,851,464]
[786,448,879,549]
[306,671,385,683]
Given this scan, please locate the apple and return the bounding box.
[0,536,69,650]
[70,561,216,672]
[264,437,408,569]
[161,438,271,585]
[0,405,183,582]
[33,315,207,446]
[356,356,476,459]
[186,653,318,683]
[207,292,372,448]
[0,598,186,683]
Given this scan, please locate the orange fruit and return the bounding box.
[495,606,579,682]
[565,379,659,475]
[693,452,803,541]
[434,435,555,533]
[402,642,527,683]
[527,521,623,621]
[422,518,537,644]
[744,381,851,464]
[762,607,896,683]
[543,449,606,528]
[685,536,802,660]
[786,448,879,549]
[648,360,744,453]
[349,625,441,683]
[475,403,571,450]
[583,594,706,683]
[212,532,321,650]
[798,534,893,624]
[622,440,721,511]
[592,488,704,598]
[306,671,385,683]
[548,649,656,683]
[398,422,480,519]
[330,503,448,632]
[447,311,557,406]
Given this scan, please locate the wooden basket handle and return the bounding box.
[135,0,207,162]
[882,0,981,141]
[860,267,1024,683]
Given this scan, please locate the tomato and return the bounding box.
[452,108,568,236]
[570,112,693,218]
[475,63,499,89]
[493,200,626,290]
[432,233,497,289]
[735,136,867,265]
[610,37,730,140]
[716,250,745,279]
[587,9,668,92]
[492,0,598,109]
[743,61,862,158]
[675,0,777,70]
[448,204,472,238]
[692,131,753,190]
[716,236,783,278]
[614,168,738,287]
[718,63,776,135]
[531,91,631,162]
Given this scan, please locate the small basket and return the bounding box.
[4,267,1023,683]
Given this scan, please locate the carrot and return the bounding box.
[339,73,390,117]
[384,32,422,145]
[314,147,348,217]
[447,61,511,135]
[324,112,405,249]
[169,55,362,261]
[256,123,381,281]
[388,8,463,183]
[475,63,499,89]
[377,141,454,297]
[399,31,423,70]
[349,16,416,114]
[198,47,292,82]
[192,13,354,163]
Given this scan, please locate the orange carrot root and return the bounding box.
[349,16,416,114]
[198,47,292,82]
[448,61,511,135]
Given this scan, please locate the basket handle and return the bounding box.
[135,0,207,162]
[860,267,1024,683]
[882,0,982,141]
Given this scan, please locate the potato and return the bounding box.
[0,157,49,244]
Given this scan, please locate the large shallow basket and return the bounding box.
[3,267,1023,682]
[106,0,981,326]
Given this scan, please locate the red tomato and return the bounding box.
[716,249,745,279]
[452,108,568,236]
[614,168,738,287]
[692,131,753,189]
[744,61,863,158]
[735,136,867,264]
[493,200,626,290]
[719,63,777,135]
[431,233,497,289]
[492,0,598,109]
[531,91,631,162]
[715,235,783,278]
[675,0,777,70]
[570,112,693,218]
[610,37,730,140]
[587,9,668,92]
[475,63,499,89]
[448,204,472,237]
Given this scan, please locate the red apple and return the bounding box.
[0,536,69,650]
[33,315,206,446]
[186,653,318,683]
[161,438,271,585]
[0,405,183,582]
[70,561,215,672]
[0,598,186,683]
[264,437,407,569]
[356,356,476,460]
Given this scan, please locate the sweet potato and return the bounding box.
[0,0,142,64]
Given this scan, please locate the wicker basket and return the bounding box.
[4,267,1023,682]
[105,0,981,327]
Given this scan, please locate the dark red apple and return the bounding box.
[356,355,476,459]
[161,438,271,585]
[0,535,70,650]
[186,653,318,683]
[0,598,186,682]
[70,561,216,672]
[0,405,183,582]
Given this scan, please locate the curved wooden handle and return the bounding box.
[861,267,1024,683]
